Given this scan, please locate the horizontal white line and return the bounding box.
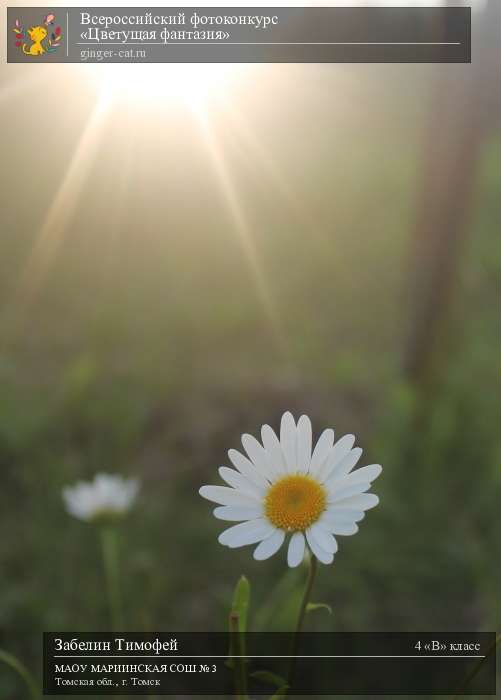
[75,41,461,46]
[53,654,486,659]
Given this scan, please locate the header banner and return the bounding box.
[7,6,471,63]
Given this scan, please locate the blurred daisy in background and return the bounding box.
[63,473,139,523]
[200,412,381,567]
[63,472,139,629]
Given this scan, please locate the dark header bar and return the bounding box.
[8,7,471,64]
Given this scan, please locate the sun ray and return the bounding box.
[193,106,287,352]
[6,92,113,337]
[222,98,297,203]
[219,96,320,233]
[101,108,139,272]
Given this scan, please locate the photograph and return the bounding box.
[0,0,499,698]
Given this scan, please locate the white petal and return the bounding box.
[320,517,359,536]
[332,522,358,535]
[261,424,287,477]
[63,474,139,521]
[343,464,382,485]
[218,467,264,498]
[280,411,297,473]
[213,506,263,521]
[305,529,334,564]
[199,485,260,507]
[296,415,312,474]
[241,434,272,482]
[317,435,356,482]
[333,493,379,510]
[309,429,334,476]
[287,531,305,567]
[228,449,269,490]
[320,507,364,526]
[323,446,362,484]
[325,468,377,498]
[63,490,88,520]
[253,530,285,560]
[324,448,363,489]
[309,523,338,553]
[218,519,274,548]
[328,481,371,503]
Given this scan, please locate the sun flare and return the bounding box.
[86,63,244,109]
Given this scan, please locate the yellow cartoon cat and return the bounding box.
[23,25,47,55]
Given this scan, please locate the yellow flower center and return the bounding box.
[265,474,327,532]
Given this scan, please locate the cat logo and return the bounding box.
[12,13,62,56]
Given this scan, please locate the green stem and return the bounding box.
[448,633,501,700]
[288,554,318,690]
[100,526,124,631]
[229,612,248,700]
[0,649,40,700]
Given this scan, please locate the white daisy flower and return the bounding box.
[199,412,382,567]
[63,473,139,523]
